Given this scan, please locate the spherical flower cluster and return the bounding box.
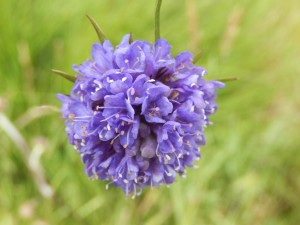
[57,34,224,196]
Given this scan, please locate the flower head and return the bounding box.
[58,34,224,197]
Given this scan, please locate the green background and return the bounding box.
[0,0,299,224]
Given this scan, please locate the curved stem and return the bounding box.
[155,0,163,41]
[86,15,106,44]
[51,69,76,82]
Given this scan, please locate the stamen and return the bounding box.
[99,127,105,138]
[100,112,122,122]
[130,88,135,95]
[106,180,116,190]
[155,143,160,155]
[131,184,137,199]
[123,179,129,184]
[69,114,75,122]
[94,80,102,88]
[165,154,171,161]
[174,153,182,171]
[110,134,120,145]
[96,106,126,109]
[178,136,183,143]
[106,77,114,83]
[164,169,173,176]
[136,186,142,196]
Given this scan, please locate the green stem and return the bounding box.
[86,15,106,44]
[193,50,202,64]
[51,69,76,83]
[129,32,133,44]
[217,77,238,82]
[155,0,162,41]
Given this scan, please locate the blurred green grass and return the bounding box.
[0,0,299,224]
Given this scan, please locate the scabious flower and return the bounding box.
[57,34,224,197]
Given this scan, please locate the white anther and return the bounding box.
[130,88,135,95]
[121,77,127,82]
[166,155,171,160]
[106,77,114,83]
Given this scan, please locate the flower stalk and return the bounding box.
[86,15,106,44]
[50,69,76,82]
[217,77,237,82]
[155,0,162,40]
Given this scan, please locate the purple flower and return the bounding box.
[58,34,224,197]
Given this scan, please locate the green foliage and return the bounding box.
[0,0,299,224]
